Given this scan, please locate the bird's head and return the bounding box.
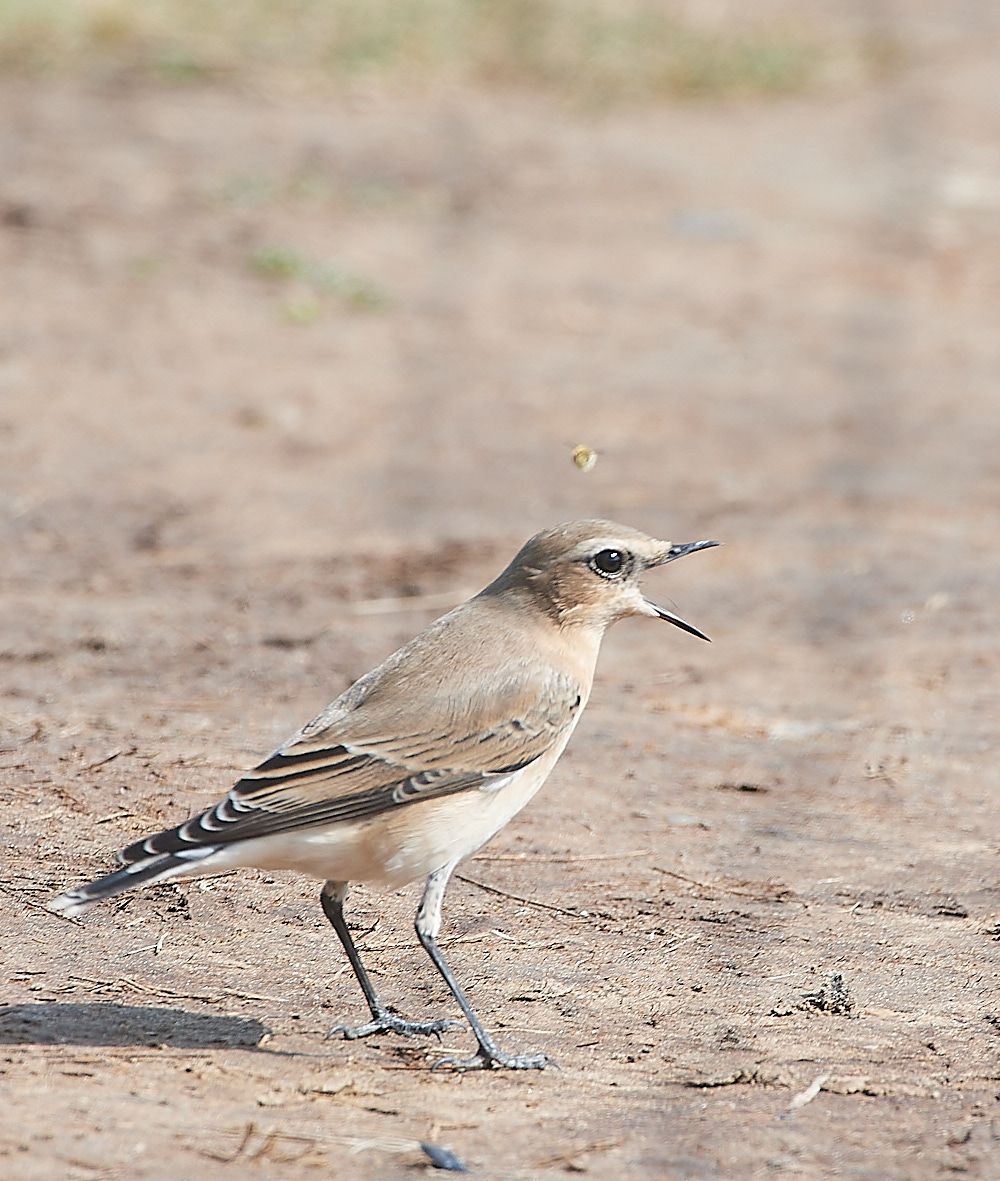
[483,519,719,638]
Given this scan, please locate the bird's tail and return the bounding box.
[47,847,219,918]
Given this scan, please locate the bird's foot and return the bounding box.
[433,1037,554,1072]
[328,1006,462,1041]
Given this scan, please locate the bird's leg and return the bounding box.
[321,880,460,1040]
[415,863,552,1071]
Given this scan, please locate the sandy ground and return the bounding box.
[3,7,1000,1178]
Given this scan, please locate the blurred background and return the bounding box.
[1,0,996,552]
[3,0,999,755]
[2,2,1000,1175]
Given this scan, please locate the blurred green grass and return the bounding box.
[248,245,390,315]
[0,0,837,101]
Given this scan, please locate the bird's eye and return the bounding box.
[590,548,626,577]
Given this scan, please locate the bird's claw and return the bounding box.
[328,1010,462,1041]
[432,1044,554,1072]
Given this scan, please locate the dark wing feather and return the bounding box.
[119,754,514,863]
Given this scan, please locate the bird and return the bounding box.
[49,520,718,1070]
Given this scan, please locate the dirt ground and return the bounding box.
[3,6,1000,1179]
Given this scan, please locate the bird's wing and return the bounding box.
[119,660,582,863]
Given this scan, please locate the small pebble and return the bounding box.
[421,1141,470,1172]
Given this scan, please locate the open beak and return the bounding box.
[654,539,720,566]
[645,539,719,642]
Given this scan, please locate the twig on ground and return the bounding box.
[474,850,652,863]
[652,866,797,902]
[80,746,136,772]
[789,1072,830,1110]
[455,873,583,918]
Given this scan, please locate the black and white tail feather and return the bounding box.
[48,846,221,918]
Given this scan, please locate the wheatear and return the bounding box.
[50,520,717,1070]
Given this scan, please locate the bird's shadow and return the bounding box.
[0,1002,269,1049]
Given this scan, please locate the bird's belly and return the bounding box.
[375,759,552,883]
